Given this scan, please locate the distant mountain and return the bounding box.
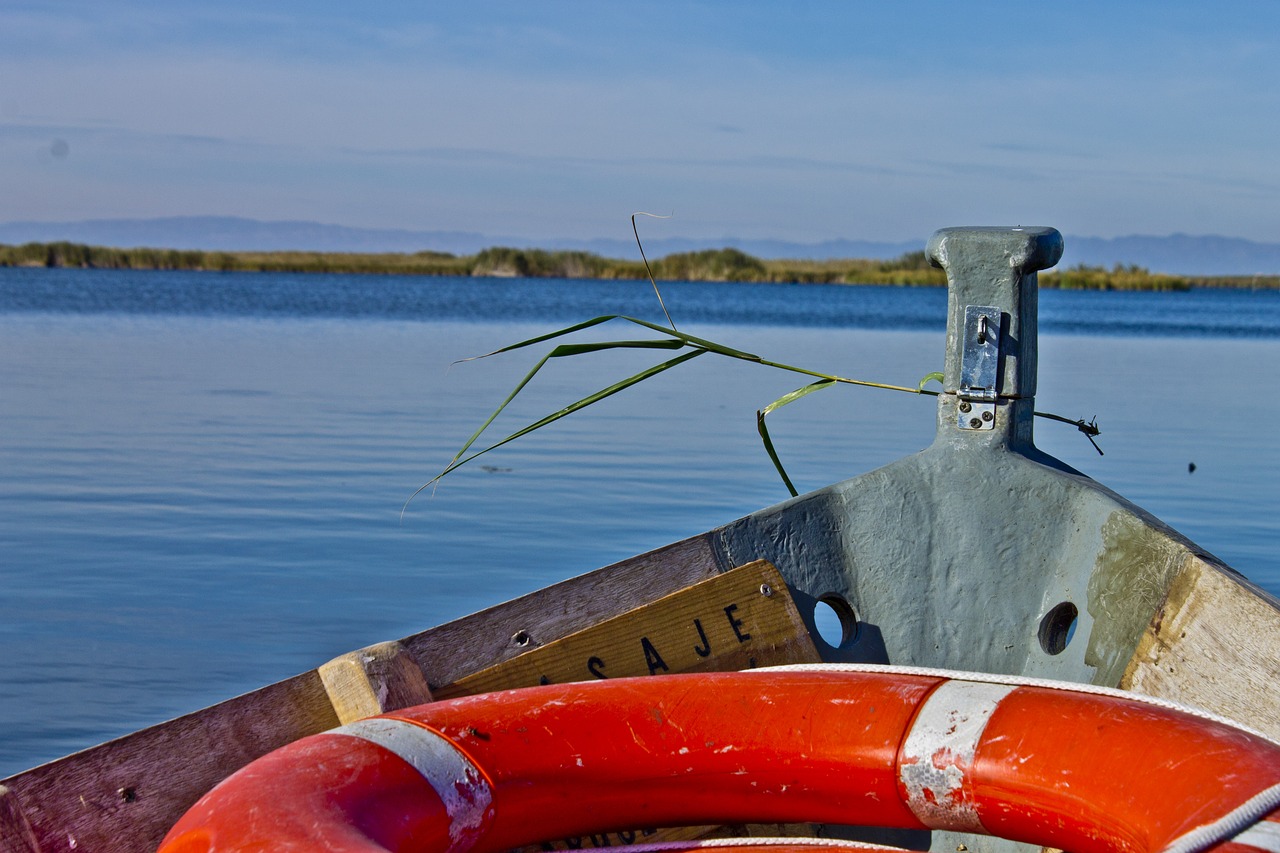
[0,216,490,256]
[0,215,921,263]
[2,216,1278,275]
[1063,234,1280,277]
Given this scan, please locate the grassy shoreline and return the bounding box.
[1,240,1276,290]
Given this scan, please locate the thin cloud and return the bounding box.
[337,143,926,180]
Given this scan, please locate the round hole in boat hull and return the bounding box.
[814,594,860,650]
[1038,601,1079,655]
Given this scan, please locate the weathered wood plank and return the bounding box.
[318,641,434,725]
[1121,554,1280,741]
[2,672,338,853]
[436,560,818,699]
[0,786,41,853]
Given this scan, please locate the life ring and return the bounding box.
[159,664,1280,853]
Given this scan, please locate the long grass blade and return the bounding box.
[404,348,707,515]
[432,318,931,505]
[632,211,676,330]
[446,338,688,472]
[454,315,630,363]
[756,379,837,497]
[457,315,764,364]
[419,317,1103,512]
[546,339,687,357]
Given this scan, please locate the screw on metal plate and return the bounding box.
[958,305,1001,430]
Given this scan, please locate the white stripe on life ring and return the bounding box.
[898,680,1015,834]
[334,717,493,853]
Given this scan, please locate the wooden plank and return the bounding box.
[2,671,338,853]
[318,641,434,725]
[0,786,41,853]
[436,560,819,699]
[1121,553,1280,741]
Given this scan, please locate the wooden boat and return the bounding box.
[2,226,1277,853]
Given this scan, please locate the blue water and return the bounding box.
[5,267,1280,337]
[2,268,1279,776]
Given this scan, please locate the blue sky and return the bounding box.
[3,1,1279,245]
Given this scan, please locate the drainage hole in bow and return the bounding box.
[1038,602,1079,656]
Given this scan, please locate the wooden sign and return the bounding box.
[434,560,820,700]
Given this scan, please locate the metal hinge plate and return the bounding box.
[958,305,1001,430]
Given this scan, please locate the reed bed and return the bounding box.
[6,241,1268,289]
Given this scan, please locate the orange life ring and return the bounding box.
[159,665,1280,853]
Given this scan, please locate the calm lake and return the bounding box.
[2,267,1279,776]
